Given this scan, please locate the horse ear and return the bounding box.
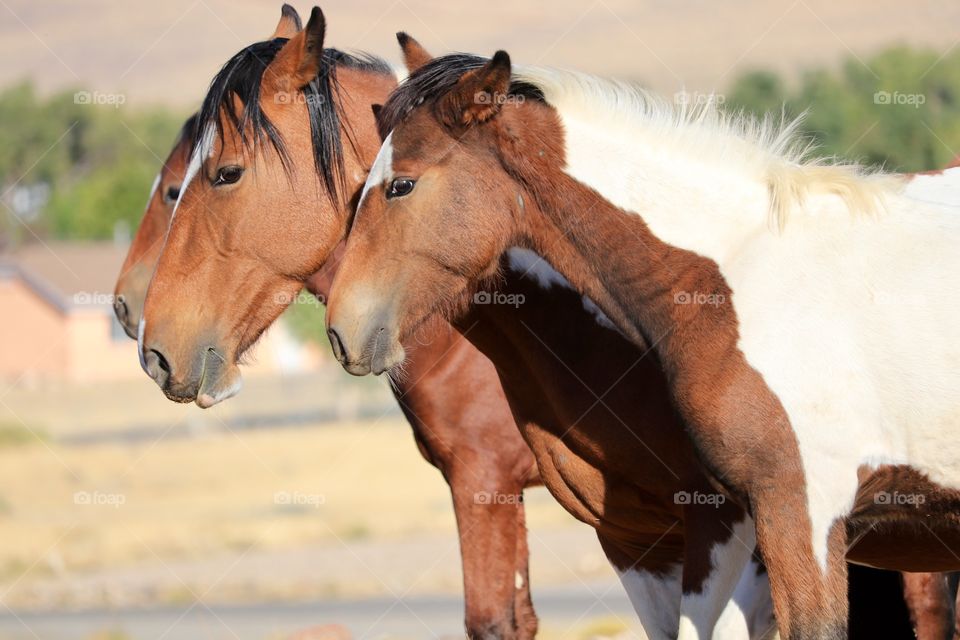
[396,32,432,73]
[264,6,326,93]
[438,51,512,128]
[270,4,302,40]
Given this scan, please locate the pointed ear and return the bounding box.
[437,51,512,128]
[269,4,302,40]
[263,6,326,93]
[396,32,433,73]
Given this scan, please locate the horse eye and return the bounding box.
[164,185,181,204]
[214,166,244,186]
[386,178,416,199]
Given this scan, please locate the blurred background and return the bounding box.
[1,1,960,638]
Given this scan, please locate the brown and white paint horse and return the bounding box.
[325,49,960,639]
[124,8,540,638]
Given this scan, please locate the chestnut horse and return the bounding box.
[324,50,960,639]
[120,8,539,639]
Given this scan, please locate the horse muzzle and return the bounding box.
[141,343,241,407]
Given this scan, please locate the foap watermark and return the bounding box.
[872,290,927,307]
[74,91,126,109]
[674,490,727,507]
[473,291,525,308]
[474,491,523,506]
[274,490,325,508]
[474,91,525,107]
[873,91,926,108]
[674,290,726,307]
[274,291,326,307]
[274,92,326,107]
[674,91,725,107]
[874,491,926,507]
[73,291,117,306]
[74,490,126,508]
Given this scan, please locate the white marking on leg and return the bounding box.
[678,518,757,640]
[718,557,776,640]
[514,570,524,590]
[616,564,682,640]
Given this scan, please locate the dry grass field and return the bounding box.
[0,375,613,614]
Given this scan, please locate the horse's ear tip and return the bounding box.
[492,50,511,66]
[397,31,410,45]
[281,3,296,16]
[308,6,325,22]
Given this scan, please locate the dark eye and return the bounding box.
[386,178,416,199]
[213,166,244,186]
[163,185,180,204]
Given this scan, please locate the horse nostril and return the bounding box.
[144,348,172,388]
[327,327,347,363]
[113,296,129,325]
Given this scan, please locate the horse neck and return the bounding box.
[501,103,764,361]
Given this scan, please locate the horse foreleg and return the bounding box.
[511,498,537,640]
[449,468,532,639]
[678,502,758,640]
[901,572,954,640]
[597,533,683,640]
[753,493,848,640]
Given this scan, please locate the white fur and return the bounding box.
[617,564,683,640]
[199,376,242,407]
[678,518,760,640]
[136,317,147,372]
[172,123,215,221]
[357,131,394,212]
[506,247,618,331]
[527,66,960,578]
[723,558,777,640]
[146,173,161,207]
[904,166,960,206]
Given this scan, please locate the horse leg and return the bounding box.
[449,467,530,639]
[716,555,777,640]
[677,501,757,640]
[511,499,538,640]
[597,534,682,640]
[753,494,848,640]
[901,572,954,640]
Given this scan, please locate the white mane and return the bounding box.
[512,65,902,228]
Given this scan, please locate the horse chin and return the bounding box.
[196,351,243,408]
[371,341,405,377]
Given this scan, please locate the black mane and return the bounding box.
[177,113,200,147]
[194,38,391,202]
[377,53,544,138]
